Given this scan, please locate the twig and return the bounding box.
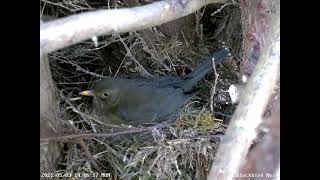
[92,138,123,160]
[73,63,105,78]
[195,6,206,41]
[62,94,125,129]
[210,58,219,112]
[114,35,142,77]
[68,120,101,171]
[135,32,171,71]
[40,0,93,12]
[40,127,155,142]
[113,56,126,78]
[57,58,105,78]
[41,123,167,142]
[78,140,101,171]
[211,1,238,17]
[56,82,92,85]
[117,34,153,78]
[40,0,227,55]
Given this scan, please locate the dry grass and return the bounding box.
[58,109,226,179]
[41,0,242,179]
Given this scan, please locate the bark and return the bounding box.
[238,110,280,180]
[40,37,63,175]
[207,0,280,179]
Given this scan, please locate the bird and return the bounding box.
[79,48,229,126]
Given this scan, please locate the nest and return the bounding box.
[41,0,243,179]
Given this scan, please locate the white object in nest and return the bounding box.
[228,84,240,104]
[91,36,98,47]
[242,75,247,83]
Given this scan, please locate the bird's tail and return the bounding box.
[181,48,229,91]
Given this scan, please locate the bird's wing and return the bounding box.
[118,84,196,122]
[127,76,188,89]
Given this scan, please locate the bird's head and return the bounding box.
[79,78,122,107]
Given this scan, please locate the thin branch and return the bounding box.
[40,126,162,142]
[63,97,126,129]
[40,0,93,12]
[92,138,123,160]
[78,140,101,171]
[210,1,238,17]
[117,34,153,78]
[135,31,171,71]
[60,92,126,129]
[210,57,219,112]
[113,34,141,77]
[68,120,101,171]
[63,59,105,78]
[40,0,227,55]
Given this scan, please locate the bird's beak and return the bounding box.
[79,90,96,97]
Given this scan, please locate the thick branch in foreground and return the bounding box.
[40,0,226,55]
[240,110,280,179]
[207,0,280,179]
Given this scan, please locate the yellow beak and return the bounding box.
[79,90,96,97]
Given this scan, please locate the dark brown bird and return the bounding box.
[80,48,229,125]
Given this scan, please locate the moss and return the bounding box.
[176,111,217,132]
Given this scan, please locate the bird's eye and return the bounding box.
[102,91,110,98]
